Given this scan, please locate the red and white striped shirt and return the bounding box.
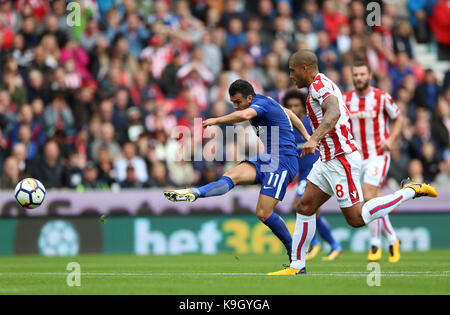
[343,87,400,160]
[306,73,358,162]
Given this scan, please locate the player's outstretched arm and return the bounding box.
[283,108,311,141]
[300,95,340,157]
[379,113,404,152]
[203,108,258,128]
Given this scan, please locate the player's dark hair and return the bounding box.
[352,60,371,73]
[282,89,306,107]
[228,79,256,98]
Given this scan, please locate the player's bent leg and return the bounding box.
[364,183,383,261]
[342,178,438,227]
[164,162,256,202]
[317,215,343,261]
[297,181,331,216]
[268,182,330,275]
[257,194,293,260]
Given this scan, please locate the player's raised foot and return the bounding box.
[267,266,306,276]
[305,244,321,261]
[388,239,401,263]
[400,178,438,198]
[321,248,343,261]
[368,245,382,262]
[163,189,199,202]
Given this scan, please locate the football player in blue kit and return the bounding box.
[283,89,342,261]
[164,80,310,261]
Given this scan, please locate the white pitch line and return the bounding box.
[0,271,449,277]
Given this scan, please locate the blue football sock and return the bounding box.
[310,234,320,247]
[192,176,235,198]
[316,215,340,250]
[263,212,292,254]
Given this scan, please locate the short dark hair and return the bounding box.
[283,89,306,107]
[228,79,256,98]
[352,60,371,73]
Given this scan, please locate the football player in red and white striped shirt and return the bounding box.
[269,50,437,276]
[344,61,404,263]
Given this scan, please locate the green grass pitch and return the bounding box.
[0,250,449,295]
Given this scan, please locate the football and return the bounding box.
[14,178,46,209]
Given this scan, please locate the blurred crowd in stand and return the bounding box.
[0,0,448,191]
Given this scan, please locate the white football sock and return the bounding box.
[362,188,415,224]
[290,213,316,270]
[380,215,397,246]
[369,219,381,248]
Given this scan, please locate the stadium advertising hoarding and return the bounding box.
[1,188,450,217]
[0,187,449,256]
[0,214,449,256]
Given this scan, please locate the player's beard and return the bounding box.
[355,80,370,93]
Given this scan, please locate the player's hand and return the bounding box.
[300,138,319,157]
[379,138,393,152]
[202,118,218,128]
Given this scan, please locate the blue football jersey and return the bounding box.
[294,116,319,174]
[249,94,298,157]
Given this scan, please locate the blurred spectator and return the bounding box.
[126,106,145,142]
[96,146,118,188]
[0,68,27,108]
[408,158,424,183]
[76,161,109,191]
[199,31,223,76]
[148,161,174,188]
[140,34,174,80]
[43,94,74,137]
[90,122,122,163]
[409,116,441,160]
[297,0,325,32]
[366,32,396,76]
[256,0,276,35]
[394,20,414,58]
[0,0,21,33]
[158,50,183,98]
[224,17,246,55]
[389,51,414,96]
[432,96,450,154]
[27,140,63,189]
[62,150,83,189]
[407,0,430,43]
[20,16,41,50]
[60,40,92,80]
[428,0,450,60]
[120,165,148,189]
[177,49,214,112]
[421,140,440,182]
[79,17,102,54]
[27,69,50,104]
[12,142,27,174]
[43,13,68,48]
[119,12,150,59]
[295,18,318,52]
[388,145,410,185]
[315,31,340,71]
[114,141,148,184]
[0,156,21,189]
[416,69,442,110]
[435,157,450,188]
[130,71,163,107]
[321,0,349,44]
